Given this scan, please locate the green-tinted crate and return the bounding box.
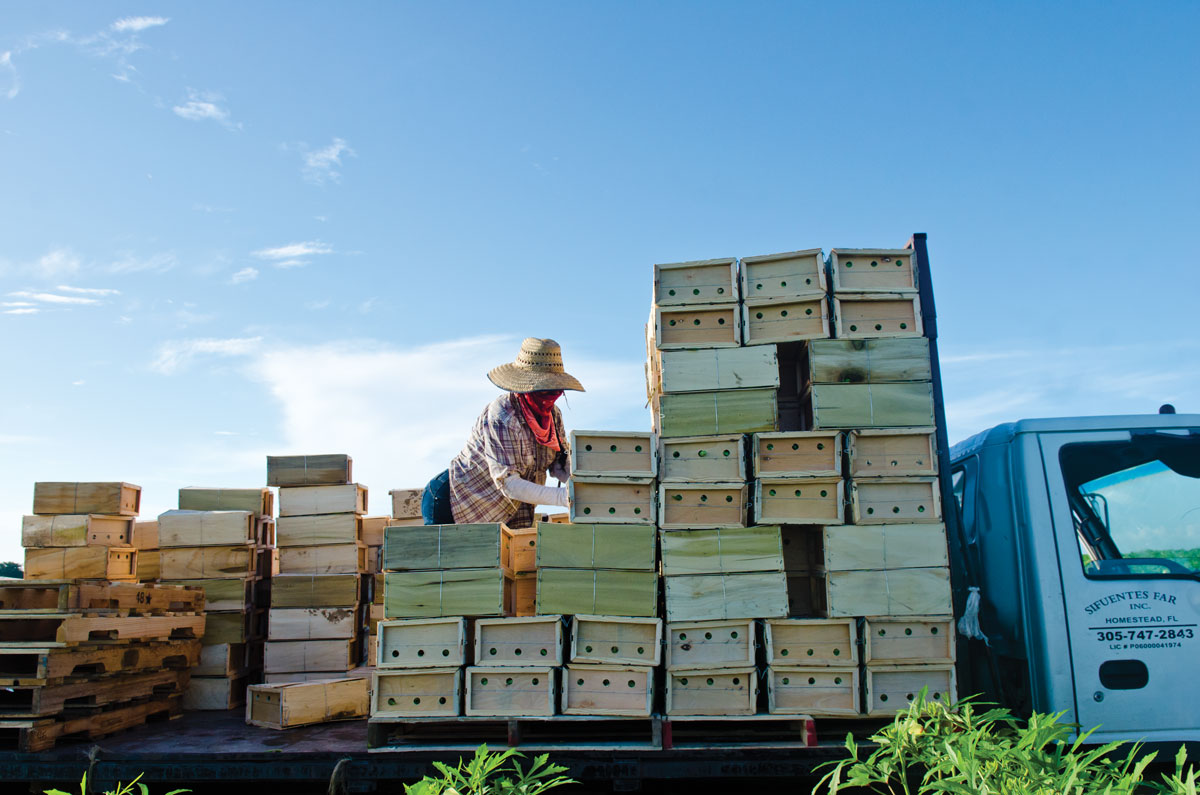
[383,523,512,571]
[660,527,783,576]
[536,569,658,618]
[535,523,656,571]
[384,568,512,619]
[656,388,778,438]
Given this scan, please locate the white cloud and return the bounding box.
[252,241,333,264]
[152,336,263,375]
[230,267,259,285]
[71,380,85,386]
[3,307,38,315]
[56,285,120,296]
[274,259,307,269]
[8,290,100,305]
[111,16,169,33]
[0,302,34,307]
[108,252,176,273]
[34,248,81,278]
[173,90,238,129]
[305,300,330,310]
[295,138,356,185]
[359,297,380,314]
[1,51,17,100]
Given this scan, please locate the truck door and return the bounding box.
[1039,429,1200,742]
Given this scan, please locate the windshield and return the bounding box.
[1060,434,1200,577]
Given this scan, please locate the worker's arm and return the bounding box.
[499,475,569,507]
[548,450,570,483]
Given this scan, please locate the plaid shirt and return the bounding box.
[449,394,570,529]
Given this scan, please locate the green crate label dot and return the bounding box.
[611,645,620,653]
[680,678,688,685]
[834,648,841,656]
[489,648,497,655]
[794,489,801,497]
[875,324,883,331]
[540,648,547,655]
[900,322,908,329]
[633,507,641,514]
[730,630,738,639]
[871,260,879,267]
[387,697,396,705]
[931,627,939,634]
[808,677,816,684]
[532,677,539,685]
[628,680,636,687]
[781,310,788,317]
[672,451,680,458]
[514,648,523,655]
[725,495,733,502]
[610,444,618,452]
[693,319,701,325]
[603,679,611,686]
[679,633,687,640]
[577,678,584,685]
[781,648,789,656]
[668,320,676,326]
[849,324,857,331]
[918,505,925,512]
[706,678,714,686]
[439,697,447,704]
[893,506,901,513]
[692,288,700,295]
[585,444,592,451]
[585,645,593,652]
[845,261,854,268]
[668,289,676,295]
[637,646,645,654]
[896,259,904,266]
[905,627,914,635]
[820,490,828,497]
[442,649,449,656]
[835,677,842,685]
[769,489,777,496]
[782,677,790,685]
[766,443,774,450]
[698,449,707,457]
[700,494,708,502]
[756,283,763,290]
[673,494,682,501]
[780,280,787,287]
[806,307,813,315]
[880,694,889,701]
[704,632,712,639]
[732,677,740,685]
[806,277,812,284]
[416,649,424,657]
[635,445,642,452]
[718,317,726,325]
[807,648,814,656]
[792,443,799,450]
[608,507,616,514]
[505,678,513,686]
[867,507,874,514]
[583,507,591,514]
[817,443,824,450]
[723,449,730,456]
[413,697,421,704]
[480,678,488,685]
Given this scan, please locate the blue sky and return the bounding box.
[2,2,1198,562]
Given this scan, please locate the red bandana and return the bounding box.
[516,390,563,451]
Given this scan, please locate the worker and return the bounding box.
[421,338,584,528]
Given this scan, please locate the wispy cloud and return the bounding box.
[291,138,356,185]
[4,17,169,96]
[193,203,234,214]
[3,307,38,315]
[252,241,333,269]
[108,251,176,273]
[1,51,17,100]
[173,90,239,130]
[230,267,259,285]
[111,16,169,33]
[8,290,100,305]
[34,247,82,278]
[57,285,120,296]
[152,336,263,375]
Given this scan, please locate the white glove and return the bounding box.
[500,475,569,507]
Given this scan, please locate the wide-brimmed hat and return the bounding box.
[488,338,585,393]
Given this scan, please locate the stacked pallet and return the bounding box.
[159,487,275,709]
[266,454,367,682]
[365,487,424,664]
[21,483,141,582]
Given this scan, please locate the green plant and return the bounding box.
[1147,746,1200,795]
[404,744,574,795]
[44,772,189,795]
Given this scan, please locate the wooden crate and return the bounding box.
[32,482,141,516]
[465,666,555,716]
[277,513,363,547]
[247,677,368,728]
[131,520,158,550]
[570,431,657,478]
[806,338,931,384]
[24,547,137,581]
[753,431,842,477]
[864,665,955,716]
[848,428,937,477]
[656,389,778,438]
[664,571,788,622]
[742,297,829,345]
[536,523,656,570]
[660,527,783,576]
[360,516,389,547]
[768,666,859,716]
[864,617,955,664]
[183,674,252,711]
[806,383,935,429]
[21,514,133,548]
[562,664,653,717]
[263,667,369,684]
[267,454,352,487]
[179,487,273,516]
[665,619,754,670]
[204,610,258,645]
[659,435,746,483]
[787,573,828,617]
[377,618,466,668]
[195,642,252,677]
[385,568,512,619]
[666,668,756,716]
[368,603,385,634]
[568,477,656,525]
[474,616,563,666]
[277,543,365,576]
[383,523,513,571]
[834,293,922,339]
[740,249,826,301]
[278,484,367,517]
[754,478,843,525]
[764,619,856,666]
[825,567,953,618]
[270,574,362,608]
[830,248,916,294]
[654,304,741,349]
[389,488,424,520]
[536,569,657,618]
[653,257,738,306]
[658,483,748,530]
[569,616,662,666]
[372,668,461,717]
[823,523,948,571]
[264,638,358,674]
[508,527,537,574]
[156,510,256,548]
[850,477,942,524]
[268,607,358,641]
[513,572,536,617]
[656,346,779,395]
[135,549,160,580]
[160,577,255,611]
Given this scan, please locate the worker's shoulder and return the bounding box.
[484,394,521,426]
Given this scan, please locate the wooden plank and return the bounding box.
[178,487,273,516]
[247,677,369,728]
[655,304,741,349]
[653,257,738,306]
[656,346,779,395]
[562,664,653,717]
[753,432,842,477]
[268,607,358,641]
[159,545,256,580]
[513,572,536,617]
[569,616,661,666]
[157,510,256,547]
[383,523,511,571]
[276,513,363,547]
[0,669,190,718]
[848,428,937,477]
[20,515,133,548]
[740,249,826,302]
[361,516,389,547]
[372,668,461,717]
[0,613,204,646]
[742,297,829,345]
[570,431,657,478]
[656,389,778,438]
[136,549,160,581]
[508,527,537,574]
[202,610,256,646]
[664,572,788,622]
[660,527,783,576]
[377,618,466,668]
[825,567,953,618]
[270,574,361,608]
[368,603,385,634]
[465,666,555,716]
[366,634,377,666]
[864,617,955,664]
[536,569,657,618]
[32,482,140,516]
[158,577,255,611]
[277,543,365,575]
[266,454,352,487]
[850,477,942,523]
[385,568,511,619]
[23,547,137,582]
[754,478,844,525]
[568,478,656,525]
[834,293,922,339]
[806,338,931,384]
[474,616,563,667]
[263,667,370,684]
[665,619,755,670]
[659,434,746,483]
[0,640,200,685]
[264,638,358,674]
[389,488,424,520]
[666,668,756,716]
[535,523,656,570]
[807,383,935,429]
[829,248,916,294]
[0,581,202,615]
[764,619,857,666]
[864,664,955,716]
[823,524,948,571]
[768,666,859,716]
[659,482,748,530]
[278,484,367,517]
[183,673,252,710]
[131,520,158,550]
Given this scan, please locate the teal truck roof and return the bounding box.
[951,414,1200,461]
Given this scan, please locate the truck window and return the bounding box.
[1060,434,1200,578]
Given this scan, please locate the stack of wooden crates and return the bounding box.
[265,454,367,682]
[22,483,141,583]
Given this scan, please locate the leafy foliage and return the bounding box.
[0,560,23,578]
[403,744,574,795]
[44,772,189,795]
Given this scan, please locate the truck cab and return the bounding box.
[950,414,1200,744]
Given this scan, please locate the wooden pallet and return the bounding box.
[0,668,190,718]
[0,640,201,686]
[662,714,815,749]
[0,581,204,615]
[0,694,181,752]
[0,612,205,646]
[368,714,662,751]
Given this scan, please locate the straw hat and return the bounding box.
[488,338,585,393]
